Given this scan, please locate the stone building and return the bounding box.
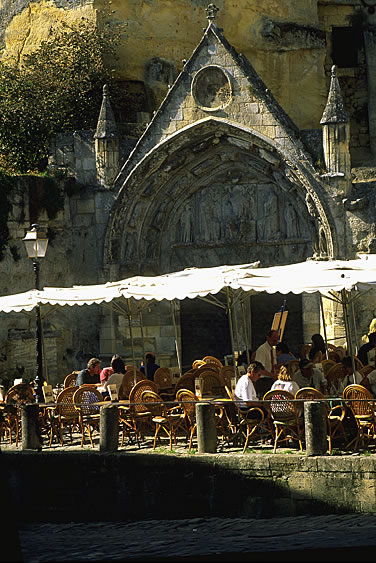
[1,1,376,384]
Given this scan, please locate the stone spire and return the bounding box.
[320,66,349,125]
[320,66,351,195]
[94,84,119,188]
[94,84,118,139]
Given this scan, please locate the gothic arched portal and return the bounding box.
[105,119,336,277]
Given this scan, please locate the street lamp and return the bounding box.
[23,224,48,403]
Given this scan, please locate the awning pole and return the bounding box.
[226,287,237,381]
[241,297,250,365]
[171,300,182,376]
[341,289,356,379]
[127,298,137,384]
[351,293,359,355]
[139,309,146,367]
[233,296,241,364]
[319,295,329,359]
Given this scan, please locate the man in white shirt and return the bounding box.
[234,361,264,409]
[254,329,279,397]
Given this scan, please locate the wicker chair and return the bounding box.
[343,384,376,451]
[141,389,185,450]
[50,386,79,446]
[235,403,270,454]
[128,379,158,442]
[295,387,347,454]
[73,386,103,447]
[199,371,226,398]
[174,372,196,395]
[263,389,304,453]
[202,356,223,372]
[326,363,346,396]
[360,365,376,377]
[176,389,198,449]
[4,383,35,446]
[118,369,144,400]
[321,359,336,377]
[154,367,175,400]
[220,366,237,388]
[63,371,79,389]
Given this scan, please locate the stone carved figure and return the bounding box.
[261,189,281,240]
[179,202,193,243]
[285,203,300,239]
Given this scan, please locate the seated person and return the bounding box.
[103,355,126,395]
[337,356,363,394]
[359,368,376,396]
[76,357,102,387]
[140,352,160,381]
[270,363,299,396]
[308,333,326,362]
[276,341,296,366]
[294,358,327,395]
[357,332,376,367]
[234,361,264,410]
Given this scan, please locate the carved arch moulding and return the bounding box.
[104,120,337,277]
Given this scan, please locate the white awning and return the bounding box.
[1,256,376,313]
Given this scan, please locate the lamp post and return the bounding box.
[23,224,48,403]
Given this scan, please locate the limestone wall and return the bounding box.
[5,451,376,522]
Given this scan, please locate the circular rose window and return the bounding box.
[192,65,232,111]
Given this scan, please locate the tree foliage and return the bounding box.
[0,18,123,173]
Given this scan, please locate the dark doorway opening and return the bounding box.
[180,296,231,371]
[250,293,303,359]
[332,26,360,68]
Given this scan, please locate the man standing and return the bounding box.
[254,329,279,397]
[76,357,102,387]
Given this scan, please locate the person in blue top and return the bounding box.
[140,352,160,381]
[276,341,296,366]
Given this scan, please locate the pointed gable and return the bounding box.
[116,7,312,188]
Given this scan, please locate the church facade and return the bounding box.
[1,1,376,384]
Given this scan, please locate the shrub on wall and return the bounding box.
[0,18,126,174]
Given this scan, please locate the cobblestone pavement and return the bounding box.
[18,514,376,562]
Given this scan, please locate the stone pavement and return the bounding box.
[17,514,376,562]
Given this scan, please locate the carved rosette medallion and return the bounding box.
[191,65,232,111]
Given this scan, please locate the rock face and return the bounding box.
[1,2,376,384]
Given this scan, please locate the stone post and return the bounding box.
[196,402,217,453]
[304,401,327,456]
[100,404,119,452]
[21,404,42,451]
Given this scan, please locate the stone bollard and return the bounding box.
[304,400,327,456]
[21,404,42,451]
[196,402,217,453]
[100,404,119,452]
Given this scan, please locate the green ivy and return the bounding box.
[0,171,14,260]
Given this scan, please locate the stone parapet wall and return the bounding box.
[5,451,376,523]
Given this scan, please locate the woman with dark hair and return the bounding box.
[309,333,326,361]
